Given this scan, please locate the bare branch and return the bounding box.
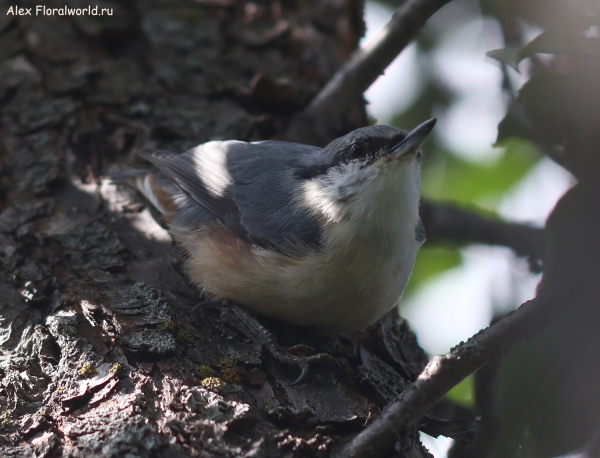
[420,200,544,271]
[333,273,579,458]
[286,0,454,145]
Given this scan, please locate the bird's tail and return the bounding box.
[107,165,178,218]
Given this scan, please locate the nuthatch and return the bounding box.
[120,119,436,331]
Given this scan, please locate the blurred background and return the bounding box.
[362,0,576,454]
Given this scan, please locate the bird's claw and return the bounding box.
[191,300,233,325]
[191,300,224,314]
[289,365,309,386]
[272,350,339,386]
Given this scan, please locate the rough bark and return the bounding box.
[0,1,438,456]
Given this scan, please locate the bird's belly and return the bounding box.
[178,224,418,331]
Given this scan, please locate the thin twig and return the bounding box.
[286,0,454,145]
[333,273,579,458]
[420,200,544,271]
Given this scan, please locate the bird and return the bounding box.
[116,119,436,332]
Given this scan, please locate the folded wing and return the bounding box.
[139,140,323,256]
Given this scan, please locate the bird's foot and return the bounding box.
[191,299,226,316]
[284,344,316,355]
[211,304,337,385]
[268,344,338,385]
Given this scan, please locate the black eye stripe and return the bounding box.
[344,140,381,167]
[349,141,365,159]
[295,131,410,180]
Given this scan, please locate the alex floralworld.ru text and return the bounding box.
[6,5,113,16]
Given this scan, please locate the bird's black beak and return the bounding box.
[389,118,437,160]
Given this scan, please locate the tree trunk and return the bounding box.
[0,0,434,456]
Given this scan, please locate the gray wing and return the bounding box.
[139,141,323,255]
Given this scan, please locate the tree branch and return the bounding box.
[285,0,454,145]
[333,273,579,458]
[420,200,544,272]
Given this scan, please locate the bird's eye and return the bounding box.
[349,142,365,159]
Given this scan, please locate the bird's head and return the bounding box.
[298,119,437,223]
[323,118,436,168]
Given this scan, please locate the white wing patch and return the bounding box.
[192,141,235,198]
[301,180,345,223]
[299,161,376,223]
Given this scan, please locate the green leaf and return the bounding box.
[445,374,474,408]
[421,138,540,207]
